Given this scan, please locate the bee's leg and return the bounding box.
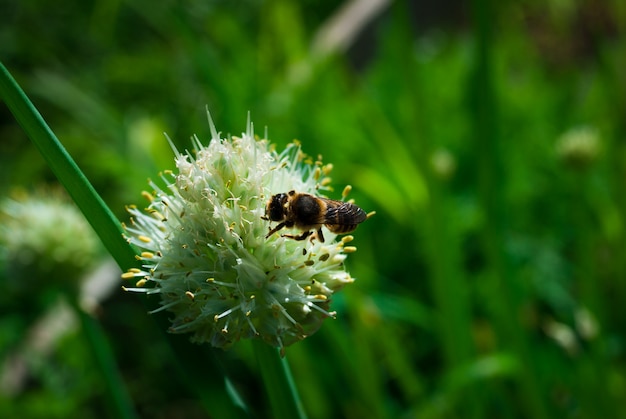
[316,227,325,243]
[265,222,287,238]
[283,230,314,241]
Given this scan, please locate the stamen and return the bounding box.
[121,271,137,280]
[341,185,352,200]
[141,191,154,202]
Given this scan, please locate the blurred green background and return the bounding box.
[1,0,625,417]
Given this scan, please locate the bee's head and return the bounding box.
[265,193,288,221]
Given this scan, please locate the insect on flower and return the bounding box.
[263,190,368,243]
[122,113,369,351]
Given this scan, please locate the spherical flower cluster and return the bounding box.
[122,116,363,351]
[1,189,101,299]
[555,126,601,169]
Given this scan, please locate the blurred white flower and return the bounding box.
[555,126,601,169]
[544,319,579,356]
[429,148,456,180]
[0,189,100,296]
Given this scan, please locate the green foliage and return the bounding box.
[2,0,626,417]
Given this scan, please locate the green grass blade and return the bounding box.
[468,1,548,417]
[0,61,139,419]
[0,61,138,272]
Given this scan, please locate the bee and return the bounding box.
[263,190,368,243]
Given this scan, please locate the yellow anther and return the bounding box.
[341,185,352,199]
[141,191,154,202]
[341,235,354,243]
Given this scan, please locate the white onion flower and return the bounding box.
[122,115,362,351]
[1,189,100,297]
[555,126,601,169]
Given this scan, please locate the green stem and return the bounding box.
[69,299,139,419]
[252,340,307,419]
[0,61,138,271]
[469,0,548,417]
[425,183,481,417]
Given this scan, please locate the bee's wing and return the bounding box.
[323,199,367,225]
